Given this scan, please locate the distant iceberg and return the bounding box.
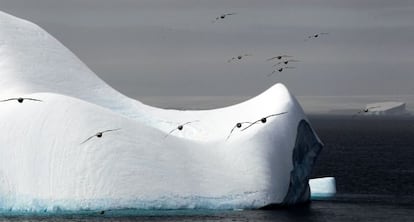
[0,11,323,212]
[364,101,408,116]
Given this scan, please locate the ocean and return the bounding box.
[1,115,413,221]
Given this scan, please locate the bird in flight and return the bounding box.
[212,13,236,23]
[266,55,292,61]
[305,32,329,41]
[273,59,300,66]
[227,54,252,63]
[241,112,288,131]
[165,121,199,138]
[267,67,296,76]
[352,106,381,117]
[226,121,253,141]
[0,97,42,103]
[80,128,121,144]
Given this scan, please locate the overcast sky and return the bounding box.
[1,0,414,108]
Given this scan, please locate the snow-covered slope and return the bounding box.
[0,11,323,212]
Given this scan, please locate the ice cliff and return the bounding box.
[0,11,323,212]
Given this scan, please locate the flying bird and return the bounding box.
[226,121,253,141]
[305,32,329,41]
[267,67,296,76]
[212,13,236,23]
[0,97,42,103]
[241,112,288,131]
[352,106,381,117]
[227,54,252,63]
[273,59,300,66]
[266,55,292,61]
[80,128,121,144]
[165,121,199,138]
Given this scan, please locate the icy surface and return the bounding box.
[0,11,323,212]
[309,177,337,200]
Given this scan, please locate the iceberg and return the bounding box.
[364,102,408,116]
[309,177,336,200]
[0,11,323,212]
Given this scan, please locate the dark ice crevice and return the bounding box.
[282,119,323,205]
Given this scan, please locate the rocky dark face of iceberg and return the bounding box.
[282,120,323,205]
[262,120,323,208]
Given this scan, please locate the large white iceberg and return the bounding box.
[0,11,323,212]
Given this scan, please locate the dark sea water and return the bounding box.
[1,116,413,221]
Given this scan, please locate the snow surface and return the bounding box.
[0,11,322,212]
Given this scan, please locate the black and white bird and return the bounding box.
[226,122,252,141]
[305,32,329,41]
[0,97,42,103]
[227,54,252,63]
[273,59,300,66]
[241,112,288,131]
[80,128,121,144]
[212,13,236,22]
[165,121,199,138]
[266,55,292,61]
[267,67,296,76]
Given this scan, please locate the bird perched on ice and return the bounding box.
[0,97,42,103]
[80,128,121,144]
[212,13,236,23]
[273,59,300,66]
[305,32,329,41]
[267,67,296,76]
[266,55,292,61]
[165,121,199,138]
[226,121,253,141]
[227,54,252,63]
[241,112,288,131]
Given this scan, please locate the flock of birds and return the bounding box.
[211,13,381,118]
[226,53,302,76]
[214,13,330,78]
[164,111,289,140]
